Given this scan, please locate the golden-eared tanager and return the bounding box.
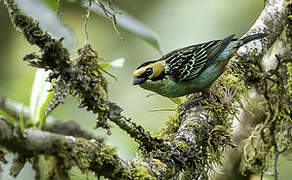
[133,33,266,98]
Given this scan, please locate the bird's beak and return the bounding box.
[133,77,147,85]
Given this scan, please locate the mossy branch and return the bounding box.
[2,0,160,151]
[1,0,291,179]
[156,0,290,178]
[214,0,291,179]
[0,116,156,179]
[0,97,102,141]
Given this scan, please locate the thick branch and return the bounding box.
[0,116,155,179]
[237,0,287,58]
[214,0,291,178]
[1,0,290,179]
[162,0,289,178]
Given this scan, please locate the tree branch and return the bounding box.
[214,0,291,178]
[0,97,102,141]
[0,116,155,179]
[156,0,290,178]
[1,0,290,179]
[2,0,160,151]
[237,0,287,59]
[171,0,288,151]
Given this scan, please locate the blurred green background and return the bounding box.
[0,0,291,179]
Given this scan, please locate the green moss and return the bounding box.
[285,62,292,100]
[69,139,117,173]
[123,166,156,180]
[240,124,273,175]
[155,110,180,140]
[53,138,157,179]
[152,61,249,177]
[73,45,110,131]
[94,145,119,169]
[46,156,70,180]
[284,0,292,8]
[193,61,250,170]
[237,20,292,175]
[8,6,70,69]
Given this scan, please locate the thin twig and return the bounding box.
[274,145,279,180]
[84,1,91,44]
[95,0,123,38]
[56,0,63,17]
[32,156,41,180]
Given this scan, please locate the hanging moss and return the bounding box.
[240,124,273,175]
[238,14,292,174]
[123,166,157,180]
[286,62,292,100]
[52,137,156,179]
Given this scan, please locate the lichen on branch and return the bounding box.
[0,116,156,179]
[2,0,291,179]
[3,0,158,146]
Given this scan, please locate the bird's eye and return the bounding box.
[145,68,153,76]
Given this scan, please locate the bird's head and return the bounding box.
[133,60,165,85]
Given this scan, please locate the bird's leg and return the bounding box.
[201,90,211,99]
[179,91,210,116]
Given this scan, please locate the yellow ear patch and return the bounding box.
[150,61,164,79]
[133,61,165,78]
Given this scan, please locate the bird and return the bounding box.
[133,33,267,98]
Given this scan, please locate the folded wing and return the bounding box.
[163,34,235,83]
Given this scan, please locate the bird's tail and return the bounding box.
[240,33,267,45]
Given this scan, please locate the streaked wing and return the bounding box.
[163,34,235,83]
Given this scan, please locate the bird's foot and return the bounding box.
[179,92,209,116]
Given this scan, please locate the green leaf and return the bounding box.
[169,98,182,105]
[19,110,25,129]
[38,91,54,129]
[149,109,176,112]
[83,1,161,52]
[99,63,112,69]
[15,0,76,51]
[0,110,17,124]
[30,69,53,128]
